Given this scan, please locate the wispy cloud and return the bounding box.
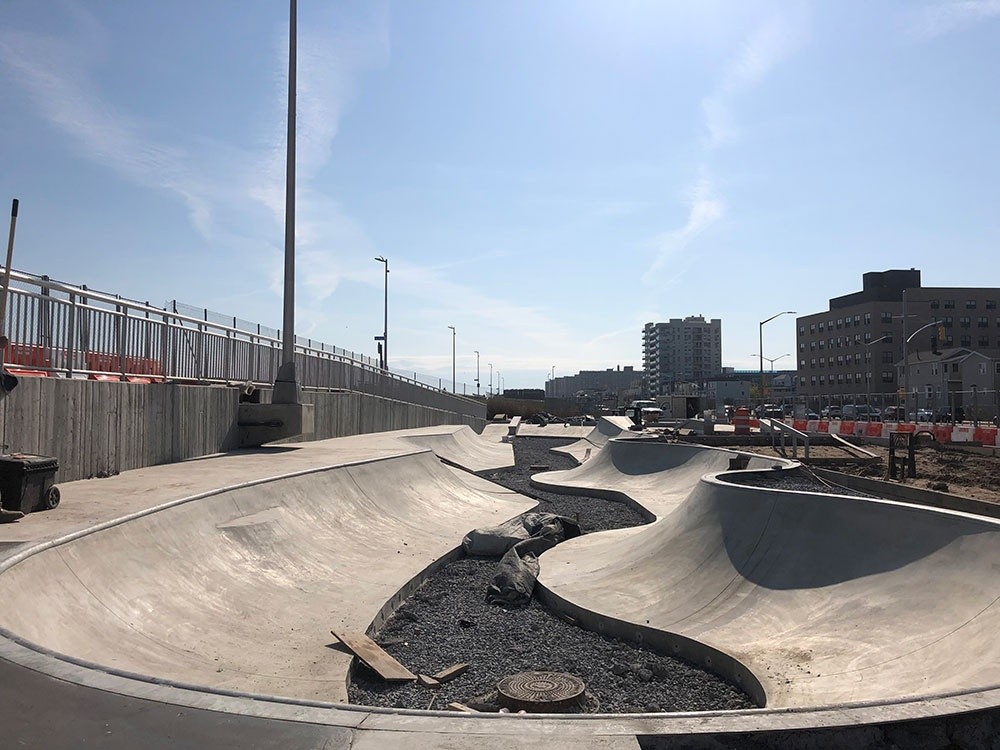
[907,0,1000,39]
[642,175,725,285]
[643,12,806,287]
[701,13,808,149]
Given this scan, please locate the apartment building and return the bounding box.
[796,269,1000,405]
[642,317,722,398]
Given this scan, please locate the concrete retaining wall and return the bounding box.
[0,378,485,483]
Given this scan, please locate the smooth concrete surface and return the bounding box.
[549,416,644,463]
[534,439,1000,710]
[6,425,1000,748]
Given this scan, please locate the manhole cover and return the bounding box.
[496,671,586,713]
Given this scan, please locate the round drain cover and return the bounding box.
[496,671,586,713]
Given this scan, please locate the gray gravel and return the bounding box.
[720,465,877,498]
[347,437,756,714]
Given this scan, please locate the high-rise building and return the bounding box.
[796,269,1000,407]
[642,317,723,397]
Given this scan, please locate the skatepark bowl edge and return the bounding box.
[3,421,1000,747]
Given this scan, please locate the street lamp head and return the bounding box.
[374,255,386,263]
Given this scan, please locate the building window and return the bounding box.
[818,340,825,349]
[882,351,894,363]
[819,375,825,385]
[864,312,872,325]
[980,336,990,347]
[931,363,939,376]
[960,336,971,347]
[836,318,843,329]
[944,300,955,309]
[960,316,971,328]
[810,323,816,334]
[979,317,989,327]
[837,337,842,348]
[882,332,894,343]
[818,322,824,332]
[810,341,816,351]
[881,311,893,323]
[987,300,997,310]
[837,355,844,366]
[811,376,817,386]
[882,371,894,383]
[799,376,806,386]
[819,359,825,368]
[854,315,861,325]
[837,373,844,384]
[930,299,940,309]
[966,300,977,309]
[944,316,953,327]
[810,358,817,368]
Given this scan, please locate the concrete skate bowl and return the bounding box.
[0,449,532,704]
[547,415,638,463]
[3,433,1000,746]
[531,439,1000,736]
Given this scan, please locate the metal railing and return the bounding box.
[0,269,478,404]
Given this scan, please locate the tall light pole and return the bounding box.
[903,320,944,421]
[759,311,796,412]
[488,362,493,397]
[374,256,388,370]
[448,325,456,393]
[474,350,480,397]
[496,369,500,397]
[274,0,300,404]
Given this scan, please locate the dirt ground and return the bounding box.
[741,442,1000,505]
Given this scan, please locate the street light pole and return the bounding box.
[863,335,890,412]
[903,319,944,421]
[374,256,388,369]
[274,0,300,404]
[448,325,456,394]
[474,350,480,397]
[759,311,796,412]
[489,363,493,397]
[752,353,790,372]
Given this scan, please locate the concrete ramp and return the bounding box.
[534,438,779,517]
[549,416,637,463]
[391,424,514,471]
[535,441,1000,708]
[0,449,533,703]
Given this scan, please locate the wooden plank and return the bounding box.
[330,630,415,682]
[432,662,469,684]
[417,674,441,689]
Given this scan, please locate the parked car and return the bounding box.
[936,407,965,423]
[909,408,934,422]
[821,406,842,419]
[882,406,901,421]
[805,410,821,420]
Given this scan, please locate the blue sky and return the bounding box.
[0,1,997,391]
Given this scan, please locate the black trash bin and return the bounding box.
[0,454,60,514]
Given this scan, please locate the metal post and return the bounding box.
[474,349,480,396]
[0,198,19,373]
[274,0,299,404]
[489,362,493,397]
[759,311,795,416]
[375,256,388,369]
[448,325,456,393]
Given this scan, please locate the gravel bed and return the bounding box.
[720,465,877,498]
[347,437,756,714]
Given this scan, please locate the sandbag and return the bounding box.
[462,512,581,557]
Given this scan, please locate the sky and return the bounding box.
[0,1,997,392]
